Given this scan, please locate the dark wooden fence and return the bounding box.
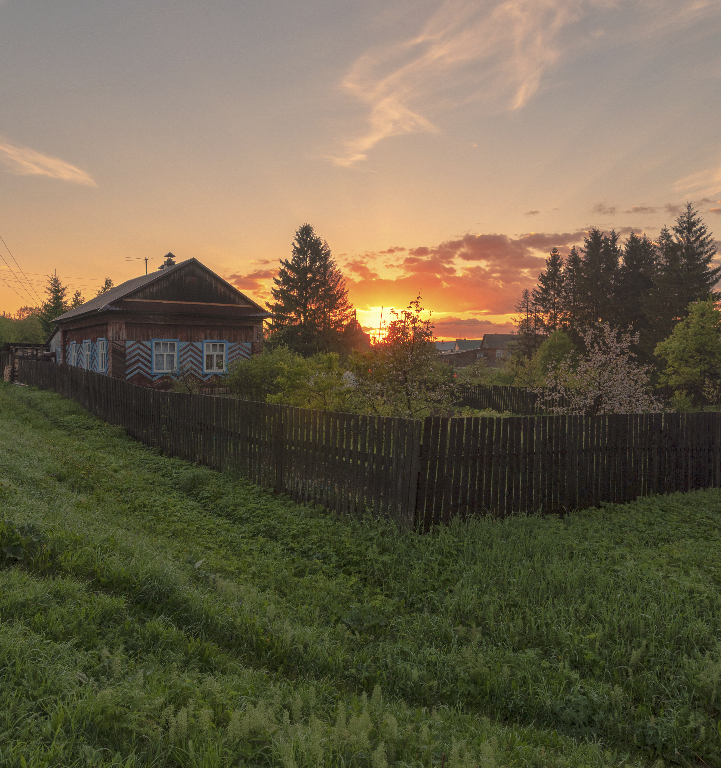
[454,383,675,414]
[455,384,551,414]
[15,360,721,530]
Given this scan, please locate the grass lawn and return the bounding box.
[1,382,720,767]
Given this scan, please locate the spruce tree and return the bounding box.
[532,248,565,334]
[616,232,657,362]
[672,201,720,305]
[576,228,619,328]
[646,226,689,351]
[268,224,353,356]
[560,246,583,332]
[38,274,69,337]
[514,288,543,356]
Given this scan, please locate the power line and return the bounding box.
[0,255,36,306]
[0,273,28,304]
[0,233,43,304]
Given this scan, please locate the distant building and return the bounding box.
[477,334,517,366]
[441,333,517,368]
[454,339,484,351]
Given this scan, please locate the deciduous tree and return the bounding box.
[350,296,454,418]
[536,323,662,415]
[96,278,114,295]
[654,298,721,406]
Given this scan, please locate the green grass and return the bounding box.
[1,383,721,767]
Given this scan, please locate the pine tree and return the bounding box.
[38,274,69,337]
[268,224,353,356]
[69,289,85,308]
[532,248,565,334]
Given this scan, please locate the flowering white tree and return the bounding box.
[535,323,663,415]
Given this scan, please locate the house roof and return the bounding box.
[454,339,484,351]
[53,257,270,324]
[480,333,517,350]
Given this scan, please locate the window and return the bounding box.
[204,341,226,373]
[69,343,77,366]
[98,339,106,373]
[84,341,91,370]
[496,349,504,358]
[153,340,177,373]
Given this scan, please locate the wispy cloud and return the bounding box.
[675,162,721,199]
[329,0,716,166]
[592,202,617,216]
[330,0,584,166]
[0,138,96,186]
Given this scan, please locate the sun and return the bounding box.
[355,306,398,343]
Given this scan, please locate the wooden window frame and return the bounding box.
[98,339,106,373]
[152,339,179,375]
[203,341,227,374]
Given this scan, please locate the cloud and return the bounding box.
[592,203,617,216]
[404,231,585,268]
[344,258,380,280]
[347,228,587,315]
[617,226,647,236]
[623,205,657,214]
[525,210,540,216]
[227,268,276,292]
[0,138,96,186]
[664,202,683,217]
[432,315,515,338]
[709,207,721,215]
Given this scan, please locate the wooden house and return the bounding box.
[51,254,270,389]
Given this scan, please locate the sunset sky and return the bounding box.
[1,0,720,339]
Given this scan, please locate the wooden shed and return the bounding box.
[51,254,271,389]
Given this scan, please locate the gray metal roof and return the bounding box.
[454,339,484,351]
[53,259,191,323]
[480,333,517,350]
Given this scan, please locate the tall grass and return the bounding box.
[1,382,720,766]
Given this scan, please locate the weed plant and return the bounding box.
[1,383,720,766]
